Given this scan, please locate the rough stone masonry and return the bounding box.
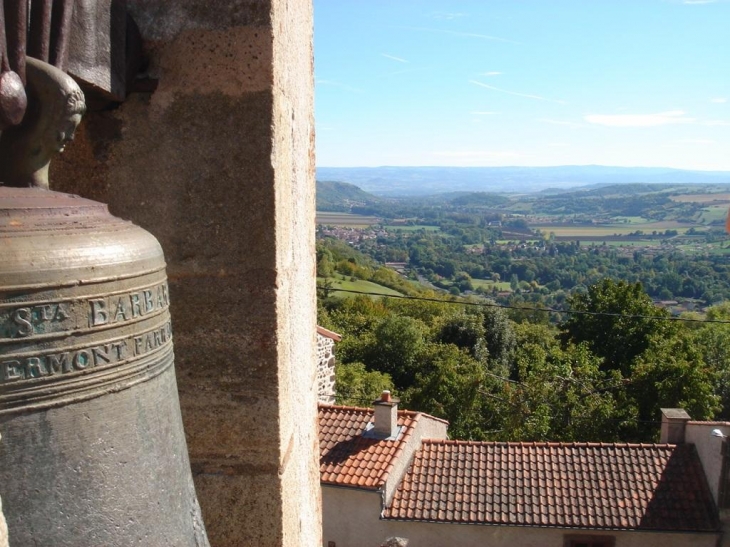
[51,1,321,545]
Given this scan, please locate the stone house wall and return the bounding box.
[316,327,340,404]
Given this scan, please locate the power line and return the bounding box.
[317,286,730,325]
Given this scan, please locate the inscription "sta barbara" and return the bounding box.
[89,283,170,327]
[0,321,172,383]
[0,282,170,339]
[2,304,71,338]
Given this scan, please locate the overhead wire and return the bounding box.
[316,286,730,324]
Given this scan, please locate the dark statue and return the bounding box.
[0,57,85,188]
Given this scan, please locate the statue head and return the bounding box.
[0,57,86,189]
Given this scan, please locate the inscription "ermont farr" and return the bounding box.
[0,321,172,383]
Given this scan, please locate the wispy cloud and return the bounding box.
[470,80,566,104]
[381,53,408,63]
[377,67,432,78]
[471,111,497,115]
[684,0,717,4]
[548,143,570,147]
[404,26,520,44]
[584,110,694,127]
[538,118,583,128]
[704,120,730,126]
[678,139,715,144]
[711,97,727,103]
[484,71,502,76]
[316,79,365,94]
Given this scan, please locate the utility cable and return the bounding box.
[316,286,730,324]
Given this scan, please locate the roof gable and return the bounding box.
[319,404,419,489]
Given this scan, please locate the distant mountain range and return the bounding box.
[316,166,730,196]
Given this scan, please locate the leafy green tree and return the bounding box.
[404,343,488,440]
[561,279,674,374]
[497,323,619,442]
[335,362,394,407]
[434,311,486,358]
[364,315,427,388]
[482,306,516,375]
[685,304,730,419]
[316,246,335,278]
[627,332,719,440]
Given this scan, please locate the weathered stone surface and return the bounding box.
[51,0,320,545]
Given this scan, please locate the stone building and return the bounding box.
[316,326,341,404]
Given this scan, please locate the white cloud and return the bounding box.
[470,80,566,104]
[484,71,502,76]
[678,139,715,144]
[704,120,730,126]
[538,118,583,128]
[683,0,717,4]
[548,143,570,147]
[584,110,695,127]
[381,53,408,63]
[471,111,497,115]
[711,98,727,103]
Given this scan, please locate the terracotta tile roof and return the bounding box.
[319,404,419,489]
[317,325,342,341]
[385,440,720,532]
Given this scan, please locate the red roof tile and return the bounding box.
[384,440,719,532]
[319,404,419,489]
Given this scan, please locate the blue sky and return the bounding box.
[314,0,729,170]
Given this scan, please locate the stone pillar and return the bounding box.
[51,1,320,545]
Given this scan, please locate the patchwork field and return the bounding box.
[671,193,730,203]
[534,221,692,238]
[316,212,380,226]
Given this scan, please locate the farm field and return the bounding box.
[533,221,692,237]
[601,240,661,248]
[697,205,728,224]
[317,275,403,298]
[671,193,730,203]
[471,279,512,291]
[316,212,380,226]
[383,225,440,232]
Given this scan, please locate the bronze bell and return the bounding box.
[0,187,209,546]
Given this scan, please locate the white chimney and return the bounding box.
[660,408,691,443]
[373,390,399,439]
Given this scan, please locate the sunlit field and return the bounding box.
[316,212,380,226]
